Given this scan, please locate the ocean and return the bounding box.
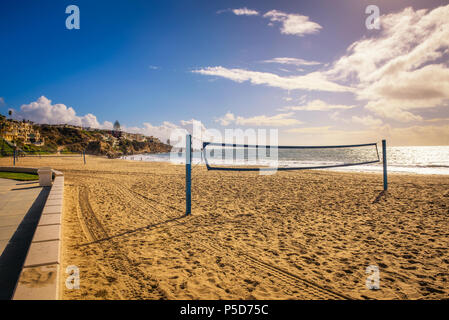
[122,145,449,175]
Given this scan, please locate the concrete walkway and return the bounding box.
[0,178,49,299]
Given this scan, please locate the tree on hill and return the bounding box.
[113,120,121,131]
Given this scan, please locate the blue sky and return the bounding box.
[1,0,449,145]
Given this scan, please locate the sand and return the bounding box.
[1,155,448,300]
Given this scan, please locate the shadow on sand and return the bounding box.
[77,215,188,248]
[372,190,388,204]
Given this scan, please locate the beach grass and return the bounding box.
[0,171,38,181]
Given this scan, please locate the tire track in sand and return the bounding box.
[76,173,182,221]
[78,186,109,242]
[77,185,167,299]
[202,240,351,300]
[74,173,350,299]
[92,177,349,299]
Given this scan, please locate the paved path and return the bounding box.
[0,178,49,299]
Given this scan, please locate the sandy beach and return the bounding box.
[1,155,448,300]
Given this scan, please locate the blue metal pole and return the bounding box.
[186,134,192,216]
[382,139,387,191]
[13,149,16,166]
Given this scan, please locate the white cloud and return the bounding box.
[286,126,338,134]
[215,112,235,126]
[97,119,215,147]
[262,57,321,66]
[330,111,341,121]
[283,124,449,146]
[279,99,356,111]
[102,121,113,129]
[0,97,5,106]
[216,112,302,127]
[11,96,110,129]
[232,8,259,16]
[208,5,449,126]
[8,96,212,146]
[351,115,383,127]
[192,66,353,93]
[364,100,423,122]
[123,121,179,142]
[263,10,322,37]
[217,8,259,16]
[222,8,321,37]
[329,111,383,127]
[327,5,449,122]
[424,117,449,123]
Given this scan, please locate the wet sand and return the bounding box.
[1,155,448,300]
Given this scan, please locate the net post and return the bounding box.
[186,134,192,216]
[13,149,16,166]
[382,139,387,191]
[83,150,86,164]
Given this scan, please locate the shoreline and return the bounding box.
[120,156,449,177]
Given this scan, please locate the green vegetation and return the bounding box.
[0,171,39,181]
[0,138,15,156]
[0,117,172,158]
[20,143,54,154]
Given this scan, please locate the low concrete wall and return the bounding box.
[0,166,62,180]
[0,166,38,174]
[12,169,64,300]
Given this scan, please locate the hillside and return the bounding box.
[39,125,172,157]
[0,117,172,157]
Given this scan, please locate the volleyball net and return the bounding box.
[202,142,380,171]
[185,136,388,216]
[7,149,87,165]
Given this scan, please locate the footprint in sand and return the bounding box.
[243,279,260,292]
